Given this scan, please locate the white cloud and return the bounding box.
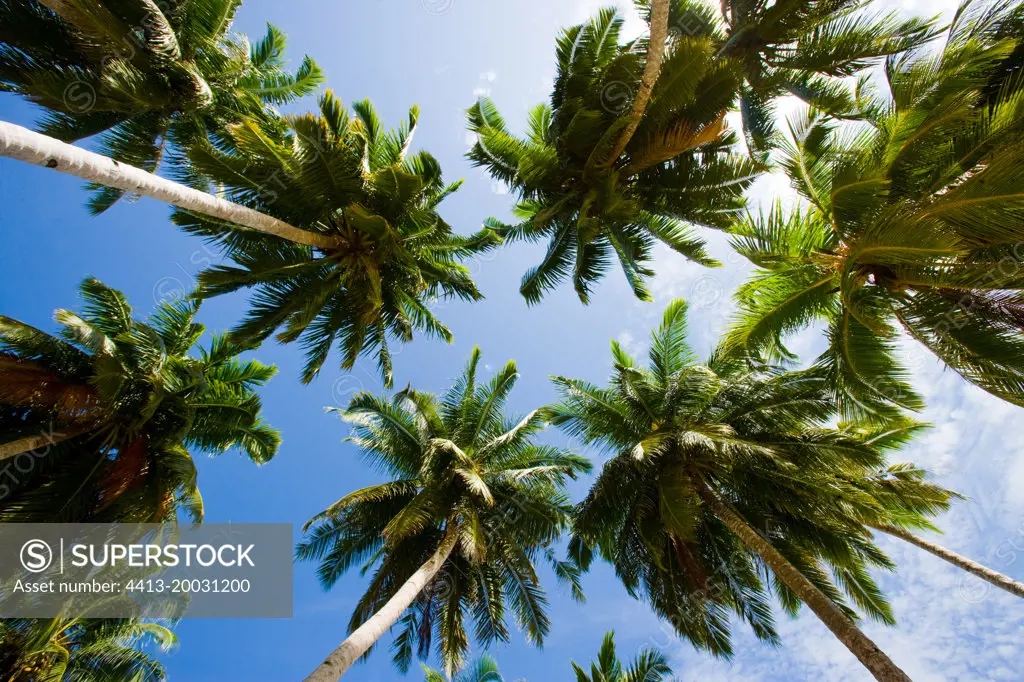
[617,330,643,356]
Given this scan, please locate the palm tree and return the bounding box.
[0,617,174,681]
[178,92,501,385]
[724,4,1024,413]
[423,654,503,682]
[296,348,591,680]
[705,0,939,154]
[467,6,758,303]
[0,90,498,387]
[0,0,324,212]
[550,299,912,682]
[0,277,280,522]
[571,630,672,682]
[466,0,936,303]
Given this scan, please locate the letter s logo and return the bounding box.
[20,539,53,572]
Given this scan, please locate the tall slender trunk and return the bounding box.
[697,486,913,682]
[0,121,337,250]
[303,528,460,682]
[0,429,79,461]
[872,523,1024,600]
[602,0,670,166]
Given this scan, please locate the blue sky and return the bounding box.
[1,0,1022,680]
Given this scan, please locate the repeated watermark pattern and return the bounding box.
[421,0,455,15]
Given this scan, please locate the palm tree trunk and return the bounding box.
[0,121,337,250]
[602,0,670,165]
[872,523,1024,600]
[0,429,79,461]
[697,486,913,682]
[303,527,460,682]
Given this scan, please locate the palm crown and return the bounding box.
[177,91,500,387]
[423,654,503,682]
[571,630,672,682]
[0,617,175,682]
[551,300,897,657]
[0,0,324,212]
[468,6,758,304]
[725,5,1024,415]
[297,348,590,674]
[0,278,279,522]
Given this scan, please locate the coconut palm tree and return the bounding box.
[571,630,672,682]
[0,617,174,681]
[423,654,503,682]
[177,92,501,386]
[467,6,758,304]
[466,0,936,303]
[0,89,498,387]
[551,299,912,682]
[0,277,279,522]
[296,348,591,680]
[724,5,1024,414]
[703,0,939,154]
[0,0,324,212]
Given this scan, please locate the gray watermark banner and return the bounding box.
[0,524,292,618]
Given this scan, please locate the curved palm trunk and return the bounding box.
[603,0,670,165]
[0,121,337,250]
[303,528,460,682]
[872,523,1024,600]
[697,486,913,682]
[0,429,79,461]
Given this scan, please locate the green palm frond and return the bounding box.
[716,0,940,155]
[0,0,325,212]
[728,6,1024,411]
[570,630,672,682]
[0,617,174,682]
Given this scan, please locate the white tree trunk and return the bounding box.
[0,121,337,250]
[873,523,1024,600]
[303,528,460,682]
[603,0,671,165]
[698,486,913,682]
